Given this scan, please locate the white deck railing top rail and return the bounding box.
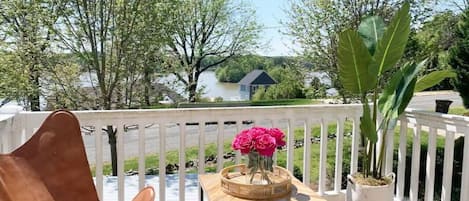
[0,105,467,201]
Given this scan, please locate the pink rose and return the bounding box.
[254,134,276,157]
[269,128,286,147]
[232,130,252,154]
[248,127,269,140]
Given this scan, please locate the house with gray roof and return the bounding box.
[238,70,277,100]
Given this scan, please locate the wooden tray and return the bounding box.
[220,164,292,200]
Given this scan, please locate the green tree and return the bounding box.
[56,0,173,110]
[411,11,460,90]
[42,54,86,110]
[163,0,260,102]
[449,10,469,108]
[56,0,173,176]
[264,66,305,99]
[0,53,30,107]
[252,86,266,101]
[305,77,327,99]
[0,0,64,110]
[215,54,272,83]
[285,0,438,103]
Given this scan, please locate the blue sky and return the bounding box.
[248,0,297,56]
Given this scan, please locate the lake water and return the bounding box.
[192,71,332,100]
[194,71,240,100]
[156,71,240,101]
[80,70,332,102]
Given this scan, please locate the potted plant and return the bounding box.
[337,2,455,201]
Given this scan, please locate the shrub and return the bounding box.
[449,10,469,109]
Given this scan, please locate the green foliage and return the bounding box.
[252,86,267,101]
[378,62,420,129]
[449,9,469,109]
[0,0,64,110]
[305,77,328,99]
[55,0,174,109]
[372,4,411,76]
[358,16,385,55]
[407,11,460,91]
[263,66,305,100]
[214,97,224,102]
[215,55,274,83]
[414,70,456,92]
[448,107,469,116]
[215,67,246,83]
[338,30,374,94]
[285,0,438,103]
[163,0,261,102]
[0,53,31,106]
[338,2,452,179]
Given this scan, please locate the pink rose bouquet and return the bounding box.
[231,126,286,184]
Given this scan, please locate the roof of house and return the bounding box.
[238,70,277,85]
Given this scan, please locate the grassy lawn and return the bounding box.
[144,98,320,109]
[448,106,469,116]
[251,99,320,106]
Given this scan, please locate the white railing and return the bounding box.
[0,105,467,201]
[397,109,469,201]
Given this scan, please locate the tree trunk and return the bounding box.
[103,94,112,110]
[29,67,41,111]
[341,94,348,104]
[106,125,118,176]
[188,83,197,102]
[143,70,151,106]
[188,71,200,102]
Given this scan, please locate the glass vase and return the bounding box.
[245,151,274,185]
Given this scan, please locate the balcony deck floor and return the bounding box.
[96,174,199,201]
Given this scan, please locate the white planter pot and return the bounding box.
[346,173,395,201]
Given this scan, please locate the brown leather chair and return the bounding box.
[132,186,155,201]
[0,110,155,201]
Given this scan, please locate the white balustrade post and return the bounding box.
[137,122,146,190]
[441,131,455,201]
[0,105,22,152]
[351,116,360,174]
[396,118,408,201]
[303,119,312,186]
[94,122,104,200]
[334,117,345,193]
[424,127,437,201]
[159,123,167,201]
[117,122,125,201]
[179,123,186,201]
[410,124,421,201]
[0,115,13,153]
[460,128,469,201]
[318,118,328,196]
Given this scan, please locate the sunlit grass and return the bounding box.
[448,106,469,116]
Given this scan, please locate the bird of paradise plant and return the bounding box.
[337,1,455,182]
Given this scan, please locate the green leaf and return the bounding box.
[415,70,457,92]
[378,61,421,130]
[358,16,385,55]
[360,100,377,143]
[372,2,411,76]
[378,70,403,118]
[338,29,375,94]
[396,77,417,116]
